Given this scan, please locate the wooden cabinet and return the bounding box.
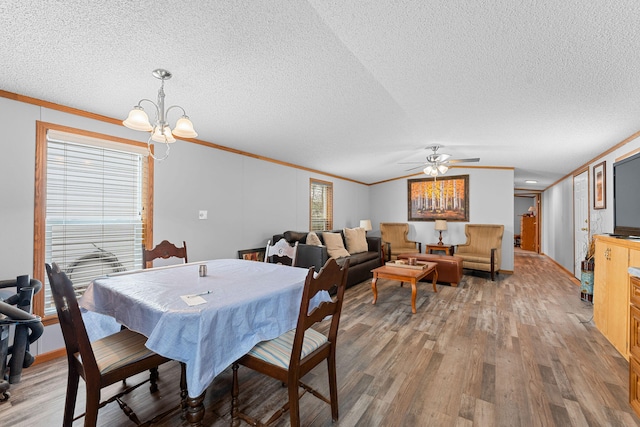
[520,216,537,251]
[594,238,630,358]
[630,275,640,416]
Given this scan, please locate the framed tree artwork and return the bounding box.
[407,175,469,221]
[237,247,266,262]
[593,161,606,209]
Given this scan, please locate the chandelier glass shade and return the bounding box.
[423,164,449,176]
[123,69,197,160]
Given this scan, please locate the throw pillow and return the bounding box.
[306,231,323,246]
[322,232,350,258]
[344,227,368,254]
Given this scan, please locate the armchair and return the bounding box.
[456,224,504,281]
[380,223,422,261]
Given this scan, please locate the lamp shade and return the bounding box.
[434,220,447,231]
[123,106,153,131]
[151,125,176,143]
[172,116,198,138]
[359,219,372,231]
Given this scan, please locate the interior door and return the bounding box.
[574,171,589,279]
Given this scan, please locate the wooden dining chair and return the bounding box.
[231,258,350,427]
[143,240,188,268]
[45,263,176,426]
[264,238,299,266]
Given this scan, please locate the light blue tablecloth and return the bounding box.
[80,259,325,397]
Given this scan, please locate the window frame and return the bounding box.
[33,121,154,323]
[309,178,333,231]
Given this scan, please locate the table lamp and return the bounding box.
[434,220,447,245]
[359,219,372,232]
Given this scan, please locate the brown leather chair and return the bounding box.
[456,224,504,280]
[380,223,421,261]
[231,259,349,427]
[143,240,187,269]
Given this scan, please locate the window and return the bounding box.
[34,123,152,318]
[309,179,333,231]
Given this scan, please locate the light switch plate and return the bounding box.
[199,210,208,220]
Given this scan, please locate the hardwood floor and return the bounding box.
[1,250,638,426]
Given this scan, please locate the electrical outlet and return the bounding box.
[199,210,208,220]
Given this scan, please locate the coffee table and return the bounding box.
[371,262,438,314]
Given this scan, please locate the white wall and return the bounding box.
[541,177,574,271]
[0,96,370,356]
[368,167,515,272]
[541,134,640,272]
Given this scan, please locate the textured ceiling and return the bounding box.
[2,1,640,189]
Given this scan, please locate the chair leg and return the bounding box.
[327,352,339,422]
[179,362,188,416]
[288,374,301,427]
[231,362,240,427]
[84,386,101,427]
[149,366,159,393]
[63,368,80,427]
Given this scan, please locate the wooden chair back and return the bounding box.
[292,258,349,371]
[143,240,187,268]
[46,262,99,374]
[264,238,299,266]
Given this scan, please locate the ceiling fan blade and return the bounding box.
[404,164,427,172]
[398,161,428,165]
[447,158,480,164]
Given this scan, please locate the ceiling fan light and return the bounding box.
[123,106,153,132]
[437,164,449,174]
[151,125,176,143]
[424,166,434,175]
[172,115,198,138]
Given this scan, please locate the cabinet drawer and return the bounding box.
[632,276,640,307]
[632,305,640,360]
[631,356,640,415]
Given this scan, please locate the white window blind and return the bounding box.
[310,179,333,231]
[43,132,145,315]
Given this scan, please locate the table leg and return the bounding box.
[185,392,206,426]
[371,275,378,305]
[432,269,438,293]
[411,280,417,314]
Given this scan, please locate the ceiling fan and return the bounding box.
[401,145,480,176]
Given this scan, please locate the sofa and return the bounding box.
[272,230,383,288]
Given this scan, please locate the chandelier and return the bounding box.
[123,69,197,160]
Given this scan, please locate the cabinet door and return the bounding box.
[594,240,609,331]
[520,217,536,251]
[609,244,630,357]
[594,241,629,357]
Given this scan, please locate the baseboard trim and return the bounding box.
[33,348,65,365]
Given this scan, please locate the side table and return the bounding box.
[425,243,455,256]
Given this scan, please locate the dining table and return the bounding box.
[79,258,324,426]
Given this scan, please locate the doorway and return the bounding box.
[515,194,540,253]
[573,170,589,279]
